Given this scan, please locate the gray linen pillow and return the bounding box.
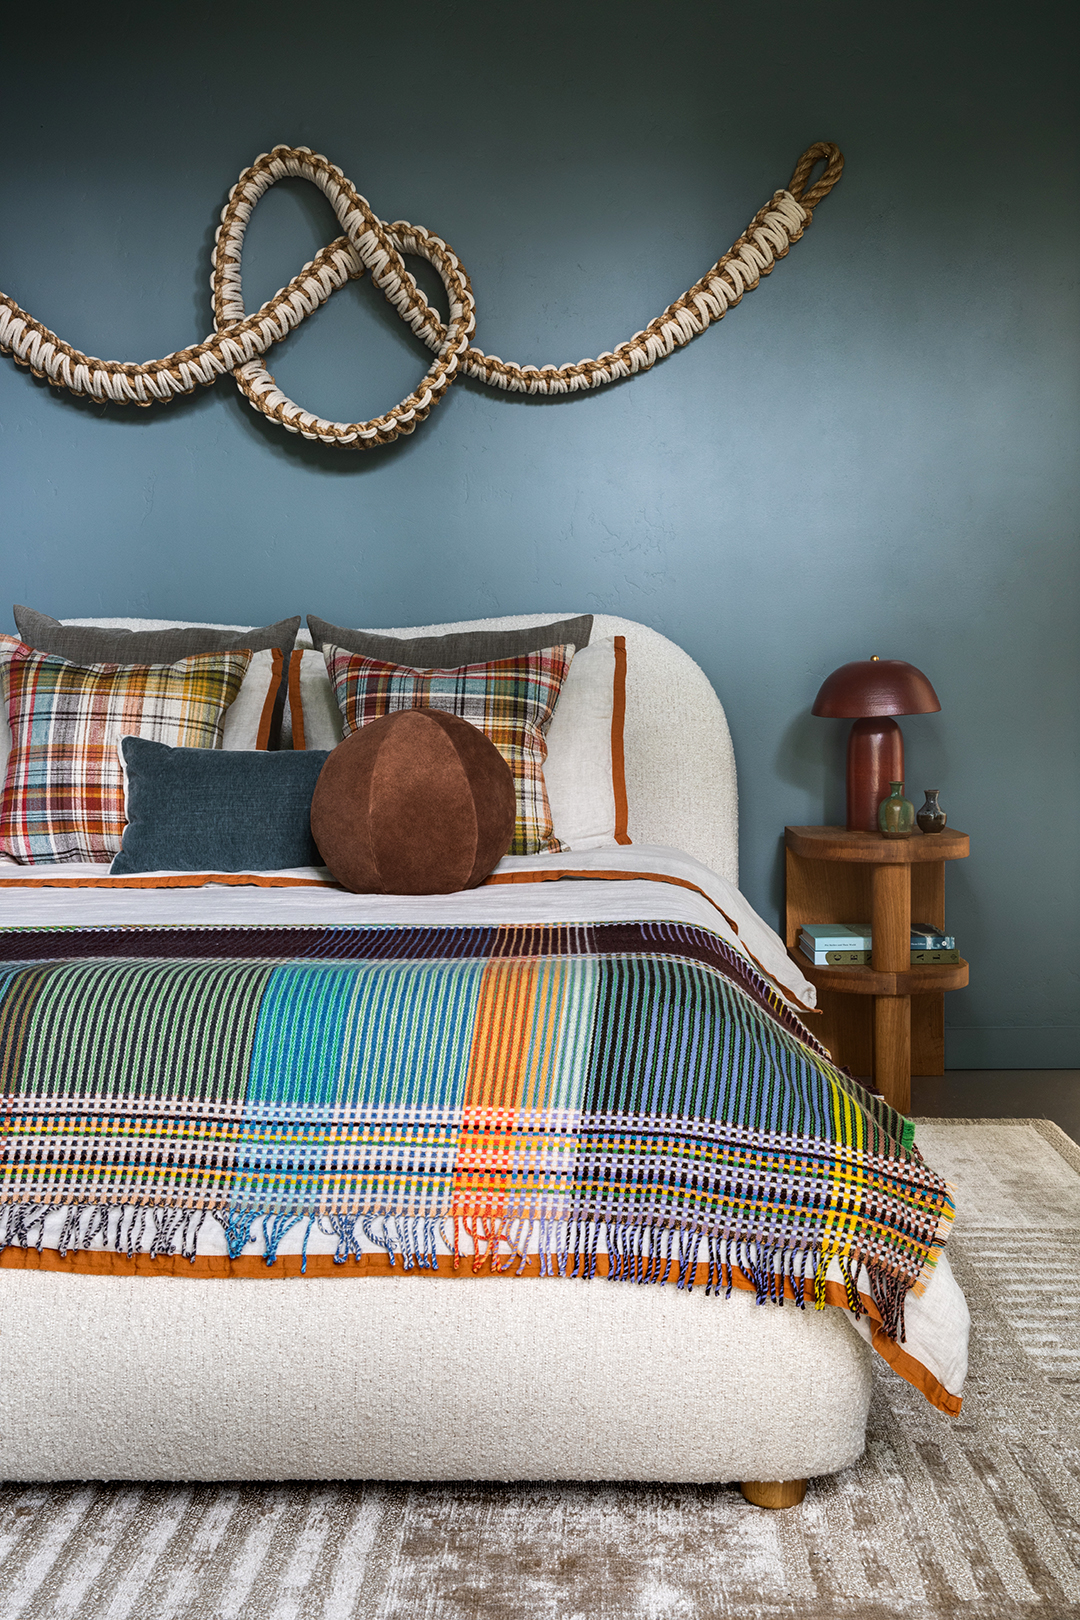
[13,607,301,748]
[306,614,593,667]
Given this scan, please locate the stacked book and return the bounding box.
[797,923,959,967]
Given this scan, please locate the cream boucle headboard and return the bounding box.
[63,611,739,886]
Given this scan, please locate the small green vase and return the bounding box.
[878,780,916,838]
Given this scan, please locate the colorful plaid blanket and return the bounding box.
[0,920,953,1341]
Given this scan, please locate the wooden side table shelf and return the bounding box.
[784,826,970,1114]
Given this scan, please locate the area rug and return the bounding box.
[0,1118,1076,1620]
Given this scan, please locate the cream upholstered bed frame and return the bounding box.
[0,613,870,1490]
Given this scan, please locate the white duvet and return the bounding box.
[0,842,968,1407]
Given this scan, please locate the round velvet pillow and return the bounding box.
[310,708,516,893]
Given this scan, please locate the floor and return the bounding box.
[912,1068,1080,1142]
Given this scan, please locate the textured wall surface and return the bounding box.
[1,1,1076,1065]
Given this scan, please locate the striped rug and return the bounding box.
[0,1118,1075,1620]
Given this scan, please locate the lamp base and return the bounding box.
[847,717,903,833]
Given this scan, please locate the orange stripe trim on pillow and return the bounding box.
[0,1244,960,1414]
[255,648,285,750]
[287,649,306,751]
[611,635,630,844]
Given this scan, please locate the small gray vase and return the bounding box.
[917,789,947,834]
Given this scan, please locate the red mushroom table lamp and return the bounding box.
[812,657,941,833]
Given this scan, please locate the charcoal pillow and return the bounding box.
[306,613,592,667]
[310,708,515,893]
[111,736,329,874]
[13,608,302,748]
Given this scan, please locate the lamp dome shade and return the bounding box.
[811,658,941,719]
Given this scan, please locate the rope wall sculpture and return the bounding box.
[0,142,843,450]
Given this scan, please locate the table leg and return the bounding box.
[871,864,910,970]
[874,994,911,1114]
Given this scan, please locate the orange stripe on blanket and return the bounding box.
[0,1243,960,1415]
[451,956,571,1266]
[451,944,592,1265]
[454,960,534,1226]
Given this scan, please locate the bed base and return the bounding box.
[0,1268,872,1486]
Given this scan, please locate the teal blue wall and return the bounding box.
[2,1,1077,1065]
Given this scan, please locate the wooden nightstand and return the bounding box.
[784,826,970,1114]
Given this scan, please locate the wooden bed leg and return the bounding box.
[739,1479,808,1509]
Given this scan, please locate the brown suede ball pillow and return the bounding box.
[310,708,516,893]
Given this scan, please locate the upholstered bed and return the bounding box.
[0,611,968,1493]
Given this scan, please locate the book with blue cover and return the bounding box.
[800,923,872,949]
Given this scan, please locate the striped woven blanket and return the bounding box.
[0,919,952,1342]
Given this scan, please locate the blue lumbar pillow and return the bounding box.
[111,736,330,874]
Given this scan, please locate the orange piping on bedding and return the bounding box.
[255,648,285,751]
[0,872,337,890]
[287,648,306,751]
[611,636,631,844]
[0,861,814,1010]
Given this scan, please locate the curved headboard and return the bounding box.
[368,612,739,886]
[61,610,740,885]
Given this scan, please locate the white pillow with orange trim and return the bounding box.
[218,647,285,750]
[543,636,629,851]
[283,644,344,752]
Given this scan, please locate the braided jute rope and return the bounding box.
[0,141,842,448]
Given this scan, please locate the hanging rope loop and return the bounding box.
[787,142,845,211]
[0,142,844,448]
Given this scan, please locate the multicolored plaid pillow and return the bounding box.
[323,644,573,856]
[0,637,251,864]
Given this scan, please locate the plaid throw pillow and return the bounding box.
[0,637,251,864]
[324,644,573,856]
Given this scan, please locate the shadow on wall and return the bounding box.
[766,708,847,916]
[775,706,847,811]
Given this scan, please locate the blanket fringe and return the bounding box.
[0,1201,215,1266]
[0,1203,914,1338]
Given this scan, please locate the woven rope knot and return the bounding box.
[0,142,843,448]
